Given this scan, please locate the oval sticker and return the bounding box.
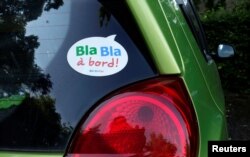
[67,35,128,76]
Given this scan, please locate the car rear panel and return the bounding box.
[127,0,228,156]
[0,0,228,157]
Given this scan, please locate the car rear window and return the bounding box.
[0,0,156,151]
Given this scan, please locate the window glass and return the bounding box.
[0,0,156,150]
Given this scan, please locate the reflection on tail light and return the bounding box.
[66,77,198,157]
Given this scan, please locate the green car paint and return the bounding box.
[126,0,182,74]
[0,151,63,157]
[0,95,25,109]
[127,0,228,157]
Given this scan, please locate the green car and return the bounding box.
[0,0,234,157]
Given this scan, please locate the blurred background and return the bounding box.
[194,0,250,140]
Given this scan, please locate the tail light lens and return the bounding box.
[66,77,198,157]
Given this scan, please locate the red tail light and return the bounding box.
[66,77,198,157]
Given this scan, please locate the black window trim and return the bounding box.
[178,0,212,61]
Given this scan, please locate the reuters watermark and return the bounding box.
[208,141,250,157]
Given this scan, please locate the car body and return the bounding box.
[0,0,232,157]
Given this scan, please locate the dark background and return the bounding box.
[194,0,250,140]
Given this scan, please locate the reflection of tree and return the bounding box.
[71,116,179,157]
[99,6,111,27]
[146,133,177,157]
[0,0,71,149]
[0,95,72,148]
[0,0,63,95]
[72,116,146,154]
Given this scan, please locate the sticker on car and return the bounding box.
[67,35,128,76]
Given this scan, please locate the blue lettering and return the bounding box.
[101,46,122,56]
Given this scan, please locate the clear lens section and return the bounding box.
[67,78,198,157]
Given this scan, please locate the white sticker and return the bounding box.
[67,35,128,76]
